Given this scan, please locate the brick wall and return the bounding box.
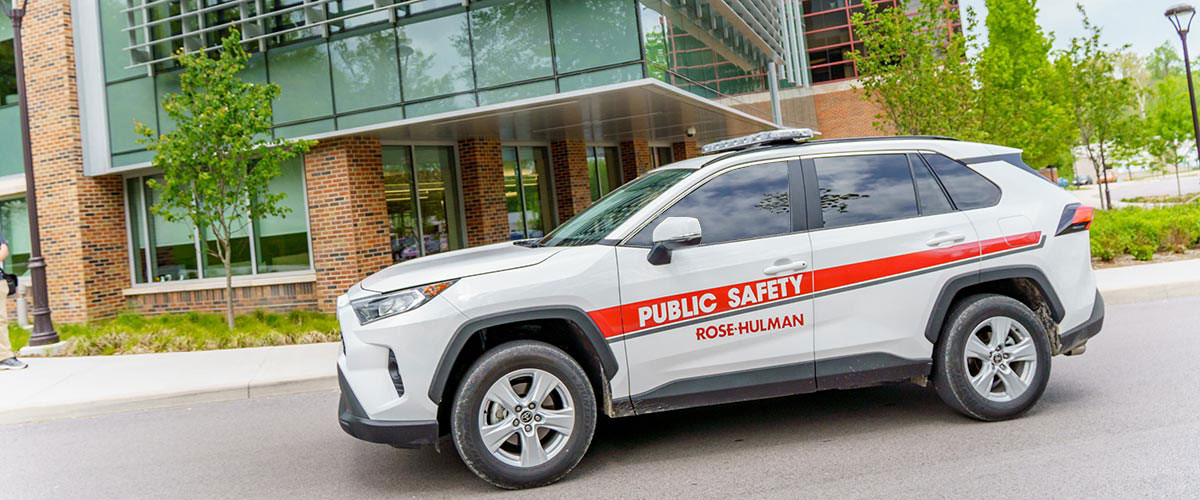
[550,140,590,221]
[671,141,699,160]
[127,281,318,315]
[304,137,392,312]
[457,138,509,245]
[26,0,130,323]
[619,140,652,182]
[813,86,892,139]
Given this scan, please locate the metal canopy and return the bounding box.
[309,79,777,145]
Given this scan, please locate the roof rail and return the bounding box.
[700,134,960,167]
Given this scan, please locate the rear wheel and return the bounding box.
[451,340,596,489]
[933,294,1052,421]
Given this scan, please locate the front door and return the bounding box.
[612,159,816,412]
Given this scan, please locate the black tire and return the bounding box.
[450,340,597,489]
[933,294,1052,421]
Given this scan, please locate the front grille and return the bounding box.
[387,350,405,397]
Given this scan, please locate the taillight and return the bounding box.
[1056,203,1094,236]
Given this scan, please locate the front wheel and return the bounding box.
[450,340,597,489]
[933,294,1052,421]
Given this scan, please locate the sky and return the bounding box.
[958,0,1193,57]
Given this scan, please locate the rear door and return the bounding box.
[612,159,816,412]
[804,152,980,388]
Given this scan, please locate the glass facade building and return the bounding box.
[0,0,952,319]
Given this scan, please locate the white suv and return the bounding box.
[336,130,1104,489]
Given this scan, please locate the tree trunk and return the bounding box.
[1176,162,1183,198]
[224,241,234,330]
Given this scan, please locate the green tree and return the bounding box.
[1146,74,1193,195]
[977,0,1074,168]
[1054,6,1140,210]
[849,0,983,138]
[136,30,314,328]
[1147,42,1183,81]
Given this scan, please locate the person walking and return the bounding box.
[0,229,26,370]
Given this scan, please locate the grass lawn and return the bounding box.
[7,310,339,356]
[1120,192,1200,204]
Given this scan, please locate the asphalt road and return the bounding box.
[1072,170,1200,208]
[5,297,1200,499]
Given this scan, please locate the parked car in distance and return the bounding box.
[1073,175,1093,186]
[336,130,1105,489]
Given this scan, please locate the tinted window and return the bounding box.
[923,154,1001,209]
[910,155,954,216]
[629,162,792,246]
[814,154,919,228]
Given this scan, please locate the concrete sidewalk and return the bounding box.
[1094,259,1200,305]
[1,258,1197,425]
[0,342,339,424]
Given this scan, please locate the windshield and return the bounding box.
[538,169,694,247]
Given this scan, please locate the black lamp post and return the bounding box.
[1166,4,1200,175]
[2,0,58,346]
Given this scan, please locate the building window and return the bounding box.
[383,145,464,262]
[470,0,553,89]
[586,146,622,201]
[502,146,551,240]
[0,196,29,277]
[551,0,640,73]
[651,146,674,168]
[125,157,313,284]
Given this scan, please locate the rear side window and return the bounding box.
[909,155,954,216]
[628,162,791,246]
[922,153,1001,209]
[813,154,918,229]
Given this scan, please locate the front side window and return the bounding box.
[922,153,1002,210]
[814,154,919,229]
[628,162,792,247]
[541,168,692,247]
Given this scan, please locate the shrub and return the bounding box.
[1090,202,1200,261]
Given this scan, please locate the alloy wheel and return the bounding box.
[963,316,1039,403]
[477,368,575,468]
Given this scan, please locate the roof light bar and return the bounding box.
[701,128,820,154]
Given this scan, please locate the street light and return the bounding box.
[1166,4,1200,177]
[1,0,58,347]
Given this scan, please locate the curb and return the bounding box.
[0,374,337,425]
[1098,282,1200,306]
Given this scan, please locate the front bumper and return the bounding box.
[338,366,438,449]
[1058,290,1104,353]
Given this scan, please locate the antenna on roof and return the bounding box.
[701,128,821,155]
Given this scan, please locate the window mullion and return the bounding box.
[409,146,425,256]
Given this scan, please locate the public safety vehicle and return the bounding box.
[336,129,1105,489]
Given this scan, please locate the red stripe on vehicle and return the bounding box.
[593,231,1041,339]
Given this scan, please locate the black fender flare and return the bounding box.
[427,306,620,404]
[924,265,1065,345]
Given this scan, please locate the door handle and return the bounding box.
[763,259,808,276]
[926,232,966,247]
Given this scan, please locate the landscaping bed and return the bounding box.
[1120,192,1200,204]
[1090,202,1200,262]
[9,310,339,356]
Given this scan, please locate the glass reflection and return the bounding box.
[814,154,919,229]
[470,0,553,88]
[398,12,475,101]
[329,27,402,113]
[551,0,640,73]
[384,146,463,261]
[630,162,791,246]
[502,146,551,240]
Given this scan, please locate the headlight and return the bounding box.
[351,280,456,324]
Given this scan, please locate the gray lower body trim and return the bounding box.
[627,352,930,416]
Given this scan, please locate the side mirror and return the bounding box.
[647,217,702,265]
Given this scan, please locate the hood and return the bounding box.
[359,241,564,293]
